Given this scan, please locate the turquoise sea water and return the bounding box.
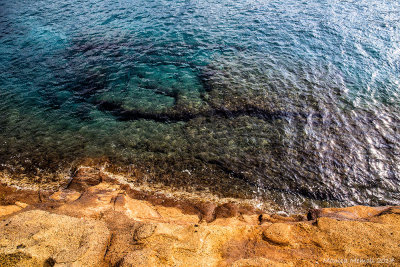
[1,0,399,211]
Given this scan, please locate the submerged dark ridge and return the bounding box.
[96,100,323,123]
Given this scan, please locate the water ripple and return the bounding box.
[0,0,399,212]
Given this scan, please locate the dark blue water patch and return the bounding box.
[0,0,400,212]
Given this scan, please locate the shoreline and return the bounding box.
[0,163,307,215]
[1,166,400,266]
[0,166,264,222]
[0,165,269,216]
[0,162,356,215]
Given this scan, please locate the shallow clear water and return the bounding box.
[1,0,400,211]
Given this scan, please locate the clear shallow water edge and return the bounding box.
[0,0,400,211]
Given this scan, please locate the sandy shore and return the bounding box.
[1,166,399,266]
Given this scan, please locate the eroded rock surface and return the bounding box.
[1,168,400,266]
[0,210,110,266]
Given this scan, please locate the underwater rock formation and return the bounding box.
[1,35,399,211]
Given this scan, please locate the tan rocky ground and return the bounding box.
[1,167,400,266]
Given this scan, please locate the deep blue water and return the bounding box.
[1,0,400,211]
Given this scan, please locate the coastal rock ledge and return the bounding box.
[1,168,400,266]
